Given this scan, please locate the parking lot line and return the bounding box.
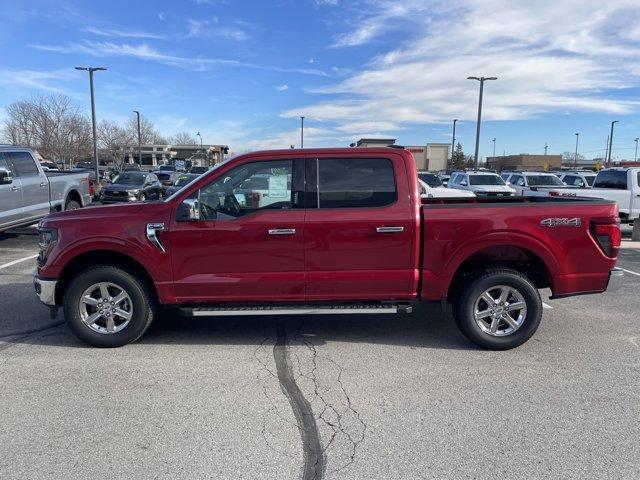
[622,268,640,277]
[0,254,38,271]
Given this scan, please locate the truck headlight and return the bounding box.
[37,227,58,267]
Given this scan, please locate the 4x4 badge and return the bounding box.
[540,218,581,227]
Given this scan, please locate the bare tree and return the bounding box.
[97,119,133,168]
[2,94,92,167]
[171,131,197,145]
[126,114,167,145]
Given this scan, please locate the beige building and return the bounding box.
[354,138,451,171]
[486,154,562,172]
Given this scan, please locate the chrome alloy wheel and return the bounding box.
[79,282,133,334]
[473,285,527,337]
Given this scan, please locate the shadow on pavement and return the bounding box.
[4,296,473,351]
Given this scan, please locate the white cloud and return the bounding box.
[84,26,163,40]
[0,68,76,92]
[31,41,328,76]
[285,0,640,136]
[243,127,344,151]
[187,18,250,41]
[276,84,289,91]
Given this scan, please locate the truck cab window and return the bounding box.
[316,158,396,208]
[197,160,293,220]
[7,151,39,176]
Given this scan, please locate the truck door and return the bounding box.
[6,151,49,220]
[303,154,416,300]
[169,157,306,302]
[0,152,24,228]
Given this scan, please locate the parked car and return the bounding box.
[546,168,640,223]
[100,172,162,204]
[557,171,597,188]
[164,173,200,197]
[448,171,516,197]
[502,171,567,196]
[417,172,475,198]
[151,170,179,196]
[1,146,92,233]
[34,147,622,349]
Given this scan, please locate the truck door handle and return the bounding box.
[40,182,47,187]
[268,228,296,235]
[10,186,20,192]
[376,226,404,233]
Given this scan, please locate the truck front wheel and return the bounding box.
[63,266,155,347]
[453,269,542,350]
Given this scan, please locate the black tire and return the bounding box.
[452,268,542,350]
[64,199,81,211]
[63,266,155,347]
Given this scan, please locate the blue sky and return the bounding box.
[1,0,640,160]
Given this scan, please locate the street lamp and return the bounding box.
[133,111,142,167]
[635,137,639,162]
[492,138,496,157]
[574,133,580,168]
[450,119,458,168]
[467,76,497,169]
[544,143,548,155]
[607,121,619,167]
[196,131,202,147]
[75,66,106,180]
[300,116,305,148]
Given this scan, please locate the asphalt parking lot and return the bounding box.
[1,225,638,479]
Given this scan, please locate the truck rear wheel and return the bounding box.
[453,268,542,350]
[64,199,81,211]
[63,266,155,347]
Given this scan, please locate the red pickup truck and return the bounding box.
[34,147,623,349]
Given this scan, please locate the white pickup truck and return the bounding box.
[0,146,93,233]
[539,168,640,223]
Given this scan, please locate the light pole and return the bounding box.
[635,137,639,162]
[196,131,202,148]
[467,76,497,169]
[544,143,548,155]
[450,119,458,167]
[492,138,496,157]
[133,111,142,166]
[574,133,579,168]
[300,116,305,148]
[75,66,106,180]
[607,121,619,167]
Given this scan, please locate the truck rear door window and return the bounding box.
[594,170,628,189]
[316,158,397,208]
[7,151,39,176]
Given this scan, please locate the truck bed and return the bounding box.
[420,196,619,301]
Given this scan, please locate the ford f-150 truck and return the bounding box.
[34,147,623,350]
[1,146,93,233]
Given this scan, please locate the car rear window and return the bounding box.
[594,170,628,189]
[526,175,564,186]
[113,172,145,185]
[418,172,442,187]
[317,158,397,208]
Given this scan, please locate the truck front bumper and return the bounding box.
[34,275,57,306]
[606,268,624,293]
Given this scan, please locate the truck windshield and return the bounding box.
[594,170,628,189]
[418,173,443,187]
[113,172,145,185]
[526,175,564,186]
[469,175,505,186]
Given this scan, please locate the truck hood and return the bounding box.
[41,203,161,229]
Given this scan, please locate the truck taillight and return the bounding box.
[88,179,95,197]
[590,220,621,257]
[251,192,260,207]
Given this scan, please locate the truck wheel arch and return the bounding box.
[55,250,158,306]
[65,189,83,208]
[445,238,558,301]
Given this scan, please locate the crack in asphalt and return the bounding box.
[273,323,326,480]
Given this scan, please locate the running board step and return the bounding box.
[180,303,412,317]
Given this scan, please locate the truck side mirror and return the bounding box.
[177,198,201,221]
[0,168,13,185]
